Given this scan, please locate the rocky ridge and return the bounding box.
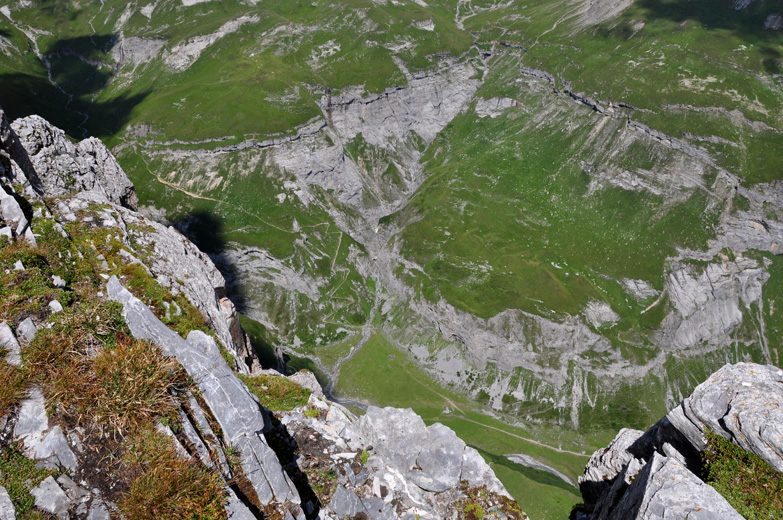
[578,362,783,519]
[0,107,524,519]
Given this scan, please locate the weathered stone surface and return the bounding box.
[14,387,48,447]
[33,425,78,471]
[280,396,519,520]
[287,370,325,399]
[601,454,743,520]
[582,363,783,519]
[0,107,40,192]
[475,97,519,119]
[0,187,27,234]
[224,487,256,520]
[178,408,216,471]
[667,362,783,472]
[326,485,395,520]
[358,406,508,497]
[86,500,110,520]
[10,115,137,209]
[48,300,63,313]
[15,317,36,344]
[56,475,89,501]
[579,428,644,507]
[31,476,70,518]
[107,276,299,506]
[188,394,232,478]
[0,322,21,366]
[0,486,15,520]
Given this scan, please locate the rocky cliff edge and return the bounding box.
[578,362,783,519]
[0,108,525,520]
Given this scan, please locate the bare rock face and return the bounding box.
[9,115,137,209]
[595,453,743,520]
[275,392,524,520]
[579,362,783,519]
[667,362,783,472]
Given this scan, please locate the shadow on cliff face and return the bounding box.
[0,33,148,139]
[636,0,783,42]
[174,210,320,374]
[172,209,246,306]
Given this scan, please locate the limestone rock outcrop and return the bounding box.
[0,106,256,371]
[275,394,523,520]
[8,114,137,209]
[579,362,783,519]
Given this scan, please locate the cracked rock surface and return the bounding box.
[579,362,783,519]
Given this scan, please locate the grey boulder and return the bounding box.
[603,453,743,520]
[15,318,37,344]
[0,322,21,366]
[10,116,137,209]
[667,362,783,472]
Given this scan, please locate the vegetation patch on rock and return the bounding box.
[239,373,311,411]
[701,429,783,520]
[118,428,227,520]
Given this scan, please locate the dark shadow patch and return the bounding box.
[173,209,245,306]
[263,413,321,519]
[0,32,149,140]
[761,46,783,73]
[636,0,783,42]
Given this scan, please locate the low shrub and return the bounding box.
[118,428,227,520]
[701,429,783,520]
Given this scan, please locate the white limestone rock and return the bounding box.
[0,322,21,366]
[31,476,70,518]
[10,115,137,209]
[0,486,15,520]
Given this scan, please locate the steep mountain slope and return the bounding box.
[0,106,523,520]
[1,1,782,517]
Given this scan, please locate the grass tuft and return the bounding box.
[118,428,227,520]
[239,373,310,412]
[24,298,183,435]
[701,429,783,520]
[0,357,27,418]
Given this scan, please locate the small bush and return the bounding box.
[239,374,310,411]
[0,444,58,516]
[701,429,783,520]
[119,428,227,520]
